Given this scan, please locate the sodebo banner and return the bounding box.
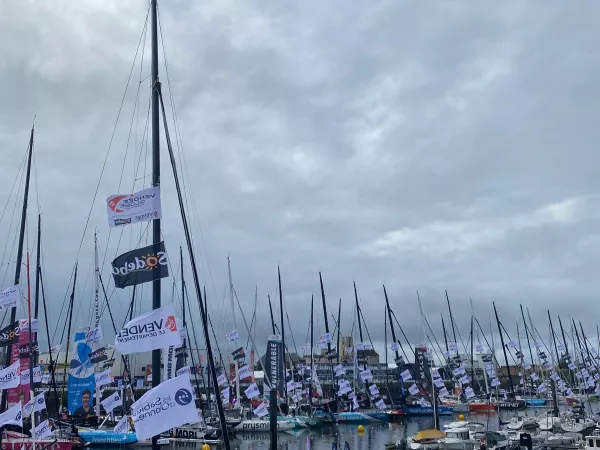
[131,373,200,441]
[115,304,181,355]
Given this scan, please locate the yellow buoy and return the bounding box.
[202,444,210,450]
[459,414,465,421]
[357,425,365,433]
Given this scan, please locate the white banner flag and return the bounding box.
[238,364,252,380]
[434,378,445,388]
[217,374,228,387]
[465,387,475,399]
[176,366,190,377]
[101,391,123,413]
[0,402,22,428]
[439,387,449,397]
[20,366,42,385]
[244,383,260,399]
[253,402,268,417]
[131,374,200,441]
[375,399,386,409]
[86,326,103,343]
[33,391,46,413]
[334,364,345,377]
[48,343,62,354]
[391,342,399,351]
[23,399,34,417]
[360,369,373,381]
[107,186,161,228]
[34,419,52,440]
[114,415,130,433]
[115,304,181,355]
[369,384,379,396]
[19,319,37,332]
[408,384,419,396]
[352,396,359,410]
[0,285,19,310]
[221,386,230,400]
[95,368,114,388]
[0,360,20,389]
[225,329,240,341]
[41,374,51,384]
[400,369,412,381]
[319,332,332,344]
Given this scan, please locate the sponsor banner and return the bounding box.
[19,342,38,359]
[413,346,430,388]
[360,369,373,381]
[67,332,95,415]
[408,383,419,396]
[114,415,130,433]
[33,391,46,412]
[111,241,169,289]
[34,419,52,440]
[101,391,122,413]
[164,346,175,381]
[263,337,284,396]
[115,304,181,355]
[131,374,200,441]
[103,358,116,369]
[231,347,245,361]
[95,368,114,388]
[244,383,260,399]
[107,186,161,228]
[0,402,22,428]
[19,319,38,332]
[8,326,30,405]
[86,326,103,343]
[319,332,332,344]
[238,364,252,380]
[253,402,268,417]
[89,347,108,364]
[217,373,228,387]
[0,285,19,310]
[226,329,239,342]
[20,366,42,385]
[0,321,19,347]
[176,366,190,377]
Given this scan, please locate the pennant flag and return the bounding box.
[225,329,240,342]
[0,402,22,428]
[111,241,169,288]
[465,387,475,399]
[33,391,46,413]
[231,347,245,361]
[319,332,332,344]
[107,186,161,228]
[115,304,181,354]
[360,369,373,382]
[244,383,260,399]
[375,399,386,409]
[89,347,109,364]
[176,366,190,377]
[86,326,103,343]
[400,369,412,381]
[0,286,19,310]
[369,384,379,396]
[408,384,419,396]
[334,364,345,377]
[434,378,445,388]
[131,374,200,441]
[114,415,130,433]
[101,391,123,413]
[0,321,20,347]
[0,360,20,389]
[217,374,228,387]
[253,402,268,417]
[537,383,547,393]
[95,368,114,388]
[34,419,52,440]
[459,375,470,385]
[238,365,252,380]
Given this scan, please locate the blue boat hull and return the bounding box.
[78,430,138,445]
[524,398,547,406]
[405,406,454,416]
[336,412,388,423]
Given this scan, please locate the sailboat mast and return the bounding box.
[277,266,286,402]
[1,124,34,412]
[26,252,34,413]
[318,272,336,411]
[353,282,364,366]
[336,299,341,365]
[150,5,162,437]
[493,302,516,398]
[441,315,449,352]
[227,258,240,406]
[445,290,458,351]
[268,295,277,335]
[33,215,41,372]
[309,295,313,416]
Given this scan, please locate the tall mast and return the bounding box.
[268,295,276,335]
[353,282,364,366]
[558,316,575,387]
[94,232,100,326]
[180,247,187,367]
[520,305,535,378]
[227,258,240,406]
[308,295,313,416]
[318,272,336,412]
[547,311,560,417]
[493,302,515,399]
[336,299,341,365]
[383,285,405,403]
[277,266,286,403]
[1,124,34,412]
[33,215,41,370]
[60,265,78,409]
[445,290,457,351]
[441,315,449,352]
[150,5,162,445]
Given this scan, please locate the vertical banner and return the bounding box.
[163,347,175,381]
[67,332,96,415]
[413,345,430,389]
[8,324,32,405]
[263,336,284,397]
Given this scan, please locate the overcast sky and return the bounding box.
[1,1,600,365]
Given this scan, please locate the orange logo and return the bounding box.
[165,316,177,332]
[108,195,127,213]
